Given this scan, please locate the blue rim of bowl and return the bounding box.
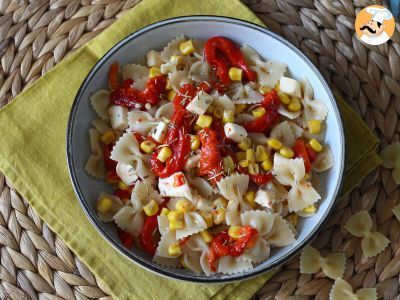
[66,15,345,283]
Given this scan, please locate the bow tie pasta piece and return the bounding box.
[200,249,215,276]
[113,206,144,237]
[155,102,174,120]
[175,212,207,240]
[345,210,390,257]
[238,237,270,263]
[160,35,185,62]
[240,44,260,65]
[146,50,164,68]
[272,154,306,186]
[191,39,204,60]
[270,121,303,147]
[89,90,110,121]
[218,255,253,275]
[191,191,213,212]
[392,204,400,221]
[329,278,377,300]
[131,180,162,212]
[127,110,154,135]
[240,210,275,237]
[181,252,202,274]
[380,143,400,169]
[96,193,123,222]
[155,229,179,258]
[168,70,193,92]
[300,245,346,279]
[265,214,295,247]
[232,84,264,104]
[313,146,334,173]
[300,77,314,100]
[277,105,302,120]
[157,215,169,236]
[182,234,208,252]
[302,98,328,121]
[91,117,112,134]
[110,131,144,163]
[288,181,321,213]
[392,167,400,184]
[186,175,214,199]
[153,255,180,268]
[122,63,149,81]
[85,128,107,179]
[254,181,288,211]
[217,174,249,203]
[253,59,287,88]
[213,93,235,111]
[189,61,211,83]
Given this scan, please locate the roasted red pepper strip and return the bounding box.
[242,109,280,133]
[114,189,131,201]
[293,138,312,172]
[117,228,134,248]
[229,226,259,257]
[173,83,197,111]
[198,128,224,184]
[305,144,317,163]
[261,89,280,110]
[139,215,158,255]
[204,37,256,86]
[103,144,117,171]
[108,62,119,91]
[110,75,167,108]
[249,173,273,186]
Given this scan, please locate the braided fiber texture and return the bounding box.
[0,0,399,299]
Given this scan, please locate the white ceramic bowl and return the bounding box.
[67,16,345,283]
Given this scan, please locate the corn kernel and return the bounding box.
[212,208,226,225]
[248,163,259,175]
[246,149,256,163]
[196,115,213,128]
[96,197,112,214]
[166,79,172,90]
[176,199,190,212]
[140,140,156,154]
[235,104,246,114]
[239,160,250,168]
[256,145,269,162]
[179,39,195,55]
[303,205,316,214]
[157,146,172,162]
[190,135,200,151]
[200,230,213,243]
[167,90,176,101]
[213,106,223,119]
[149,66,161,78]
[169,220,184,230]
[280,146,294,158]
[160,207,170,217]
[222,109,235,123]
[168,243,182,256]
[267,138,282,150]
[228,67,243,81]
[228,226,242,239]
[261,159,273,171]
[288,97,302,112]
[308,120,321,134]
[244,190,255,207]
[259,86,272,94]
[275,82,280,92]
[223,156,235,173]
[309,139,323,152]
[200,211,213,228]
[235,151,246,161]
[278,91,291,105]
[118,181,129,190]
[252,107,266,118]
[143,199,159,216]
[286,213,298,227]
[238,137,252,151]
[100,131,116,145]
[168,210,184,222]
[213,197,228,209]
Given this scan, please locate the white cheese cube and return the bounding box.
[158,172,193,201]
[224,123,248,143]
[186,91,214,115]
[108,105,128,130]
[279,76,302,98]
[150,122,168,143]
[116,162,138,186]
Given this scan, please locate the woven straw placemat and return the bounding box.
[0,0,399,299]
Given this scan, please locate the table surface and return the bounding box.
[0,0,399,299]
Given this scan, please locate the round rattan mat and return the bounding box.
[0,0,399,299]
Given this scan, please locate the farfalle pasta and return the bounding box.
[86,36,334,275]
[344,210,390,257]
[380,143,400,184]
[329,278,377,300]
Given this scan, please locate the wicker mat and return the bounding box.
[0,0,399,299]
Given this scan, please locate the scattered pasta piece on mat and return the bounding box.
[380,143,400,184]
[329,278,377,300]
[392,204,400,221]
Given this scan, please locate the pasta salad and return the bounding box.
[86,36,334,275]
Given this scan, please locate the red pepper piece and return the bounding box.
[198,128,224,184]
[261,89,280,110]
[207,231,230,271]
[305,144,317,163]
[139,214,159,255]
[293,138,312,172]
[207,247,219,272]
[133,132,146,144]
[229,226,258,257]
[108,62,119,91]
[117,228,134,248]
[204,36,256,86]
[173,83,197,111]
[196,81,213,94]
[106,169,120,184]
[249,172,273,185]
[179,236,190,246]
[114,189,131,201]
[242,109,280,133]
[110,75,167,108]
[103,144,117,171]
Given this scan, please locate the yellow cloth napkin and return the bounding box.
[0,0,381,299]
